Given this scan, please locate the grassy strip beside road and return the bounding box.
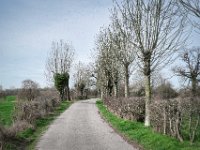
[0,96,72,150]
[0,96,16,126]
[18,100,72,149]
[96,100,200,150]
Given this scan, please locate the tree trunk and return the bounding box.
[81,89,84,98]
[190,115,199,143]
[100,87,104,100]
[176,109,183,142]
[67,85,70,101]
[144,74,151,127]
[108,77,113,96]
[163,106,167,135]
[113,81,118,97]
[60,89,64,101]
[124,64,129,98]
[191,77,197,96]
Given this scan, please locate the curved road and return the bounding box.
[36,99,136,150]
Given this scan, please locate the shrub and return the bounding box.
[0,88,61,149]
[14,100,43,124]
[6,121,33,137]
[54,73,69,101]
[154,82,178,99]
[150,98,178,135]
[0,125,5,149]
[104,97,145,122]
[14,89,60,125]
[0,91,6,100]
[104,95,200,143]
[150,96,200,143]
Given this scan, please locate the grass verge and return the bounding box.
[16,100,72,150]
[0,96,16,126]
[96,100,200,150]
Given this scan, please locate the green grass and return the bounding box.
[17,100,72,149]
[96,100,200,150]
[1,98,72,150]
[0,96,16,126]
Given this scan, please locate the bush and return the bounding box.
[104,95,200,143]
[0,125,5,149]
[104,97,145,122]
[150,96,200,142]
[132,87,145,97]
[0,91,6,100]
[6,121,33,137]
[97,100,200,150]
[54,73,69,100]
[154,82,178,99]
[0,88,62,149]
[14,89,60,125]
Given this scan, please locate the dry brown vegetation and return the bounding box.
[103,93,200,143]
[0,80,61,149]
[14,89,60,124]
[104,97,145,122]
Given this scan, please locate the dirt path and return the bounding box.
[36,99,136,150]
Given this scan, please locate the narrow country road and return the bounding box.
[36,99,136,150]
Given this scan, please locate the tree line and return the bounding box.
[92,0,200,143]
[1,0,199,144]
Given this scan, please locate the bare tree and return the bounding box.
[73,61,92,99]
[154,81,178,99]
[46,40,74,100]
[95,29,113,98]
[109,11,135,97]
[0,85,5,99]
[173,47,200,143]
[178,0,200,30]
[95,28,121,98]
[115,0,186,126]
[179,0,200,17]
[18,79,39,101]
[174,47,200,96]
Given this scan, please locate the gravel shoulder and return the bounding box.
[36,99,137,150]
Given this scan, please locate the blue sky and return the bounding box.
[0,0,112,89]
[0,0,199,89]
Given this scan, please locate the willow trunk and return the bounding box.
[144,74,151,127]
[124,64,129,98]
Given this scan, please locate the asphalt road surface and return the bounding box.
[36,99,136,150]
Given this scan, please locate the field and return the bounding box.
[17,100,72,149]
[96,100,200,150]
[0,95,72,149]
[0,96,16,126]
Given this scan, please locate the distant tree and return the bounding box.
[54,73,69,101]
[46,40,74,100]
[174,47,200,96]
[73,61,91,99]
[154,81,178,99]
[95,28,121,98]
[133,86,145,97]
[109,12,136,97]
[174,47,200,143]
[18,79,39,101]
[0,85,5,99]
